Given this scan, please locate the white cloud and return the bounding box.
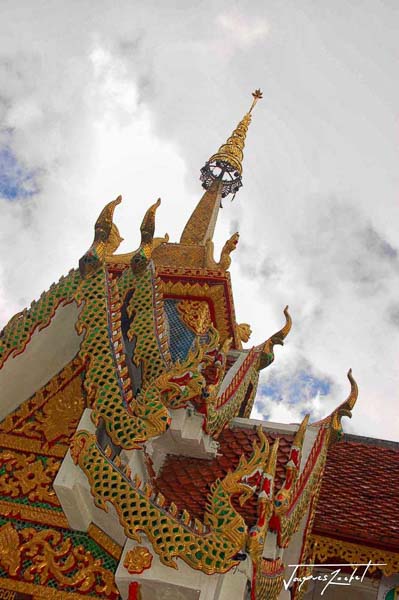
[0,0,398,442]
[216,13,269,46]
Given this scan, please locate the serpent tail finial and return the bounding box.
[311,369,358,444]
[79,196,122,278]
[330,369,358,441]
[258,306,292,370]
[131,199,162,273]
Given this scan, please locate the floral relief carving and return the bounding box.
[0,522,119,597]
[124,546,153,574]
[0,450,60,505]
[12,375,85,447]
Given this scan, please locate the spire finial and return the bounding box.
[200,90,263,200]
[249,88,263,113]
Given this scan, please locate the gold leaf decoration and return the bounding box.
[0,451,60,505]
[0,523,20,576]
[123,546,153,574]
[310,534,399,578]
[177,299,212,335]
[0,358,85,456]
[0,522,118,597]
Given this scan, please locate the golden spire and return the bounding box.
[180,90,262,247]
[200,89,263,199]
[180,178,223,245]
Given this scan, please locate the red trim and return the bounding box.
[287,428,326,514]
[0,297,75,371]
[215,349,257,409]
[128,582,140,600]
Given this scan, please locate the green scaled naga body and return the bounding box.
[71,193,276,574]
[71,427,270,574]
[76,199,205,449]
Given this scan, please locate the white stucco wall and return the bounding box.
[0,301,83,419]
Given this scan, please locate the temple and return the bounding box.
[0,91,398,600]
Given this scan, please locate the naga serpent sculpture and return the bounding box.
[70,197,277,573]
[71,426,270,574]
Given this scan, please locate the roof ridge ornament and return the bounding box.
[257,306,292,371]
[79,195,123,278]
[311,369,358,444]
[200,89,263,200]
[131,199,167,273]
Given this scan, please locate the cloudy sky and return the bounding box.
[1,1,398,440]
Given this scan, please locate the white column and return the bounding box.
[115,538,221,600]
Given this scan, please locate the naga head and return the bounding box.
[223,232,240,254]
[218,232,240,270]
[237,322,252,343]
[154,341,206,411]
[222,427,269,506]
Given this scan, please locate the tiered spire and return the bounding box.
[180,90,262,247]
[200,89,263,200]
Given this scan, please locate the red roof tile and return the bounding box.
[154,427,294,527]
[313,435,399,551]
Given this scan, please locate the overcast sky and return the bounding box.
[1,1,398,440]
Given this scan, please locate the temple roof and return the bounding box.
[313,434,399,552]
[153,425,295,527]
[0,88,380,597]
[154,427,399,551]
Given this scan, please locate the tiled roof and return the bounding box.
[154,427,294,527]
[313,434,399,551]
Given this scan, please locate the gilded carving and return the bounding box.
[10,376,85,448]
[177,300,212,335]
[247,438,279,564]
[237,323,252,343]
[257,306,292,370]
[71,427,272,575]
[207,89,263,176]
[274,415,310,516]
[273,426,330,548]
[124,546,153,574]
[309,534,399,578]
[204,346,260,437]
[0,357,85,455]
[0,500,68,528]
[205,232,240,271]
[0,450,60,505]
[162,280,233,343]
[79,196,122,278]
[87,524,122,561]
[311,369,358,445]
[0,579,102,599]
[0,523,20,576]
[254,558,285,600]
[0,522,119,597]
